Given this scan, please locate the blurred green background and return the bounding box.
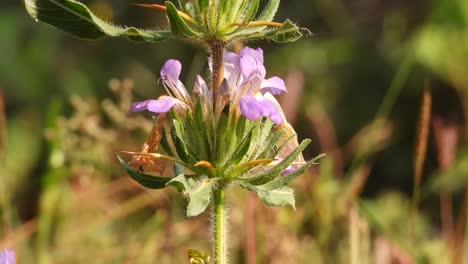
[1,0,468,263]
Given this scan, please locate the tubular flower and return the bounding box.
[122,45,321,218]
[131,47,288,126]
[222,47,287,124]
[131,59,190,114]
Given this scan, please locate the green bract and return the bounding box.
[119,105,322,217]
[24,0,304,43]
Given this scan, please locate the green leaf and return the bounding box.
[241,118,264,162]
[260,154,325,191]
[217,0,232,26]
[165,1,200,37]
[189,101,209,158]
[198,0,208,12]
[422,157,468,195]
[167,175,216,217]
[232,0,280,35]
[24,0,173,41]
[258,186,295,209]
[265,20,304,43]
[240,0,260,24]
[180,0,198,19]
[256,0,280,22]
[225,129,253,166]
[259,159,314,191]
[243,184,295,209]
[188,249,210,264]
[243,139,311,185]
[117,155,171,189]
[225,0,244,26]
[161,126,175,157]
[255,129,285,160]
[170,118,197,164]
[248,118,274,159]
[232,19,303,43]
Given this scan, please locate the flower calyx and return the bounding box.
[133,0,305,44]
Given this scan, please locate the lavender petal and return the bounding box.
[239,94,264,121]
[239,47,264,64]
[160,59,182,82]
[281,165,298,176]
[239,94,283,124]
[0,249,15,264]
[239,55,258,79]
[131,96,181,113]
[261,98,283,124]
[131,100,153,112]
[260,76,287,95]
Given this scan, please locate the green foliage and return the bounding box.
[165,1,200,37]
[244,185,296,209]
[243,139,312,185]
[117,155,172,189]
[188,249,211,264]
[140,108,320,216]
[232,19,304,43]
[23,0,173,41]
[423,153,468,194]
[167,175,217,217]
[23,0,304,44]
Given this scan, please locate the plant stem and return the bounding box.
[213,188,227,264]
[375,53,414,120]
[209,40,225,113]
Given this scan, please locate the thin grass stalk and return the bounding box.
[306,104,343,177]
[432,116,459,248]
[375,54,414,120]
[453,187,468,264]
[349,208,359,264]
[0,92,10,232]
[410,87,431,244]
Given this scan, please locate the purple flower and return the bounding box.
[281,164,300,176]
[260,77,287,95]
[239,52,266,80]
[0,249,15,264]
[240,47,264,64]
[160,59,181,82]
[222,47,287,124]
[193,75,212,115]
[159,59,191,105]
[239,93,282,124]
[131,96,184,113]
[131,59,192,114]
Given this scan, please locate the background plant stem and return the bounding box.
[213,188,227,264]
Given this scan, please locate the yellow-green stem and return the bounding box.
[213,188,227,264]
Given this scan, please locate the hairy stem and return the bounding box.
[213,188,228,264]
[209,40,225,113]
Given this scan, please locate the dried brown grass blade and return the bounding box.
[413,88,432,187]
[128,114,169,173]
[411,85,431,245]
